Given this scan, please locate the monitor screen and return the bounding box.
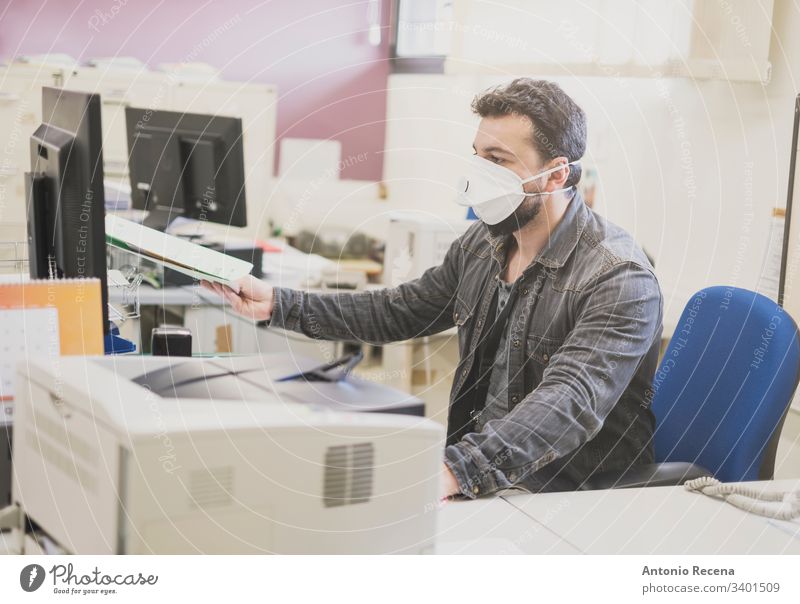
[125,108,247,231]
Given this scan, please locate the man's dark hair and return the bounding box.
[472,78,587,188]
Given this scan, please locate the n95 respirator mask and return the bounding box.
[456,154,580,225]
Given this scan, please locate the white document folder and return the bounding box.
[105,214,253,287]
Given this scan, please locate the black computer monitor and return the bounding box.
[125,108,247,231]
[26,87,109,334]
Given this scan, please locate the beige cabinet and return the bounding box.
[62,66,170,178]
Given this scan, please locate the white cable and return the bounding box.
[684,477,800,521]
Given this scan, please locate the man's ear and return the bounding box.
[546,156,570,191]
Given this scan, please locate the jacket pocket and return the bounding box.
[527,334,563,365]
[526,334,563,387]
[452,295,475,327]
[453,296,476,360]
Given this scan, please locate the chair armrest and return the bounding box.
[579,462,713,491]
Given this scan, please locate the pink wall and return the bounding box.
[0,0,392,180]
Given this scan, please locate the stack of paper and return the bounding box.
[106,215,253,288]
[261,245,335,289]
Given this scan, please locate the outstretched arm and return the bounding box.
[203,235,465,345]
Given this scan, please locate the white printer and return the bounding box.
[10,354,444,554]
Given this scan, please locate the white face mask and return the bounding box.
[455,154,580,225]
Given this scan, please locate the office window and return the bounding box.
[447,0,693,67]
[392,0,453,72]
[393,0,774,82]
[395,0,453,57]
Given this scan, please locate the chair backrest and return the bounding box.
[652,286,800,482]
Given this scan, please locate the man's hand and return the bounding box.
[441,463,461,499]
[200,275,274,322]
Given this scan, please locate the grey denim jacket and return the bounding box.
[268,191,664,499]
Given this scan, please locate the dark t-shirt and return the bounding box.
[474,278,514,431]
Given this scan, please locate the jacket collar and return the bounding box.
[485,189,588,270]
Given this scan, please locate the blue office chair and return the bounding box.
[584,286,800,489]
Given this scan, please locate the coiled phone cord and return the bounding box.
[684,477,800,521]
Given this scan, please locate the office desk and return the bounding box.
[501,479,800,554]
[5,480,798,555]
[436,494,580,554]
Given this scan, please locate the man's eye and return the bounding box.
[488,156,503,164]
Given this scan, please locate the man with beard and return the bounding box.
[204,78,663,499]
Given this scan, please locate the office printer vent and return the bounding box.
[25,406,98,492]
[323,443,374,507]
[25,429,97,493]
[189,466,234,509]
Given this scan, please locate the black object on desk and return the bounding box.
[151,325,193,357]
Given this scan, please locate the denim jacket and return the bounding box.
[268,191,664,498]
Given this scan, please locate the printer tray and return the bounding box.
[131,354,425,417]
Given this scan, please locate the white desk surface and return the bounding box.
[436,494,580,554]
[501,478,800,555]
[4,481,798,555]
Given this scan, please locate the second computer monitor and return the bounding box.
[125,108,247,231]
